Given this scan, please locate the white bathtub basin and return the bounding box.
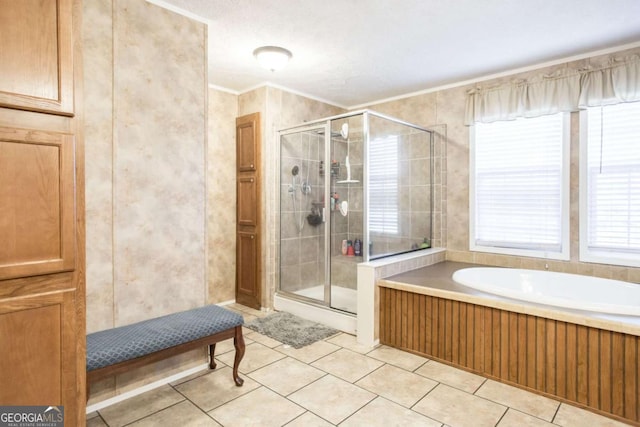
[452,267,640,316]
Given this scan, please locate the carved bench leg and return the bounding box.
[232,325,245,386]
[208,343,217,369]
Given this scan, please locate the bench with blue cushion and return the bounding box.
[86,304,245,399]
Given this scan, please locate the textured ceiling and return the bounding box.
[152,0,640,108]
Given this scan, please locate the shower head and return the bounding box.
[291,165,299,176]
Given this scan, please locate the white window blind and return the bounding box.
[472,114,567,255]
[369,136,399,234]
[585,102,640,255]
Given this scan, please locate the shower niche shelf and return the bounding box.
[319,160,340,177]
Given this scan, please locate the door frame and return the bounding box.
[276,122,331,308]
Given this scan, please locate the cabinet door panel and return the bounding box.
[0,128,75,279]
[0,290,77,412]
[237,176,257,227]
[0,0,74,115]
[236,232,257,299]
[237,115,258,171]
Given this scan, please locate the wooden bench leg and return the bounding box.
[208,344,217,369]
[233,325,245,386]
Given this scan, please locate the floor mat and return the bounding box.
[244,311,339,349]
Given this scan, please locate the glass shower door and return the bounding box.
[327,116,363,314]
[279,124,329,307]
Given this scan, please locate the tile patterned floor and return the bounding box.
[87,304,631,427]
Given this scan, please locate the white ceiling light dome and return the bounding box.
[253,46,292,71]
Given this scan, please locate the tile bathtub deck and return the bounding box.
[87,304,630,427]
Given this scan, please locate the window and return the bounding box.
[580,101,640,267]
[369,136,399,234]
[470,113,570,259]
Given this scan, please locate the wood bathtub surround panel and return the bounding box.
[565,324,579,403]
[490,309,500,377]
[0,128,75,280]
[587,327,600,408]
[624,334,638,420]
[466,303,475,369]
[600,331,612,413]
[545,319,556,396]
[0,0,74,115]
[612,332,625,417]
[379,288,640,425]
[576,325,589,405]
[474,305,484,371]
[481,306,490,374]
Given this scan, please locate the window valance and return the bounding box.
[465,54,640,125]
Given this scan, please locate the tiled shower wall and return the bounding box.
[367,117,434,257]
[279,131,326,293]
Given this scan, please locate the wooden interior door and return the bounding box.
[236,113,261,309]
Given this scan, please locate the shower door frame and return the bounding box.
[277,122,333,309]
[277,109,433,314]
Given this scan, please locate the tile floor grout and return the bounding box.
[88,304,632,427]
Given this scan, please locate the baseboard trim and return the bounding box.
[86,363,209,414]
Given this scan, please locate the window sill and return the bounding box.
[471,244,570,261]
[580,250,640,268]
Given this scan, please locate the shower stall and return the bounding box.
[276,110,433,329]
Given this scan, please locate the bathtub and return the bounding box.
[452,267,640,316]
[379,261,640,424]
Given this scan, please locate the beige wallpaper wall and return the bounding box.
[83,0,207,402]
[207,88,238,303]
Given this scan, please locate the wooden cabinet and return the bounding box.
[0,0,85,425]
[0,128,76,279]
[0,0,74,115]
[236,113,261,309]
[0,290,78,419]
[236,232,258,305]
[236,117,258,172]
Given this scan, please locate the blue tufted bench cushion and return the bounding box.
[87,305,243,371]
[86,304,245,399]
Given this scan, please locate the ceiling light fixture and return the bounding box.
[253,46,292,72]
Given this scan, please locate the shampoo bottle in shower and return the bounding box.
[354,238,362,256]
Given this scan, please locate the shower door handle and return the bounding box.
[322,207,326,223]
